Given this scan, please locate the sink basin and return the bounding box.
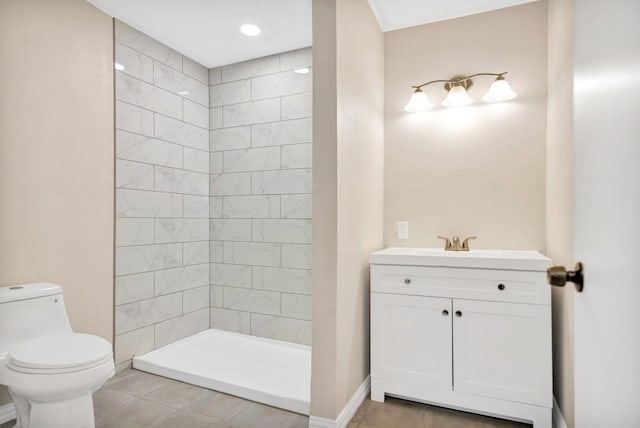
[369,247,551,271]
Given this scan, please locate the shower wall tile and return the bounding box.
[281,293,312,320]
[116,189,182,218]
[252,219,312,244]
[223,242,281,267]
[154,61,209,106]
[210,308,250,334]
[281,143,312,169]
[154,218,209,243]
[183,195,209,218]
[116,218,155,246]
[251,71,312,100]
[210,173,251,196]
[115,21,210,365]
[281,194,312,219]
[155,114,209,151]
[115,293,183,334]
[115,243,182,276]
[210,126,252,152]
[281,92,312,120]
[252,267,312,294]
[116,130,183,168]
[223,287,280,316]
[281,244,312,269]
[114,325,155,364]
[115,43,153,83]
[250,314,311,345]
[252,169,312,194]
[209,241,223,263]
[154,308,209,348]
[115,101,154,137]
[183,99,209,129]
[222,195,280,219]
[183,147,209,173]
[183,56,208,84]
[182,286,210,313]
[210,80,251,107]
[251,118,312,147]
[209,263,251,288]
[116,72,182,120]
[183,241,210,266]
[116,272,155,305]
[279,48,312,71]
[155,166,209,196]
[115,159,154,190]
[208,47,313,346]
[221,56,279,82]
[116,21,182,70]
[223,147,280,172]
[223,98,281,127]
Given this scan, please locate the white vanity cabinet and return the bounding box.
[370,248,553,427]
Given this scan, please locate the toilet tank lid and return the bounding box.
[0,282,62,304]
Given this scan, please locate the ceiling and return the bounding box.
[87,0,312,68]
[87,0,538,69]
[366,0,539,32]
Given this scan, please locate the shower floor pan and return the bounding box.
[132,328,311,414]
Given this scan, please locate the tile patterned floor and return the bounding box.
[0,369,530,427]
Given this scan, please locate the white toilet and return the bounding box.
[0,283,114,428]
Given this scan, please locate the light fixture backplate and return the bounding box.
[444,75,473,91]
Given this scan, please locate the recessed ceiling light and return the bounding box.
[294,67,310,74]
[114,63,125,71]
[240,24,261,36]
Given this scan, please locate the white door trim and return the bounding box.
[308,375,370,428]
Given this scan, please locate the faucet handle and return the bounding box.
[462,236,477,251]
[437,236,452,250]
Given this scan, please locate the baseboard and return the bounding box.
[553,396,568,428]
[308,375,371,428]
[0,402,16,424]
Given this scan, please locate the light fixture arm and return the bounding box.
[412,72,508,89]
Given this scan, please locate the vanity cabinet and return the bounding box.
[370,248,552,428]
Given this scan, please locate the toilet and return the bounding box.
[0,283,114,428]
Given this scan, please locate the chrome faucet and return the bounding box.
[437,235,477,251]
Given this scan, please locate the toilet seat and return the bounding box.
[8,333,112,374]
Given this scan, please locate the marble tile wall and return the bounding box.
[114,21,210,369]
[209,48,313,345]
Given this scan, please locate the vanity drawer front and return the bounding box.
[371,265,549,305]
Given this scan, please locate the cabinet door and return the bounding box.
[371,293,452,392]
[452,299,552,407]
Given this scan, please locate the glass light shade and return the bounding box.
[482,77,517,102]
[404,89,433,112]
[441,85,473,107]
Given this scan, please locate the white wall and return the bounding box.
[114,21,210,369]
[208,49,313,345]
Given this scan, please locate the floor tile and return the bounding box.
[223,401,308,428]
[182,389,249,425]
[102,368,173,397]
[359,397,428,428]
[95,396,176,427]
[149,410,217,428]
[143,378,210,409]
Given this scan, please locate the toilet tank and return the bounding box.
[0,283,72,358]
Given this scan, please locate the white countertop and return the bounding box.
[369,247,552,271]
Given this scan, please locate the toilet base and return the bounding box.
[10,389,96,428]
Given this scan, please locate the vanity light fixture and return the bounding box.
[404,72,517,112]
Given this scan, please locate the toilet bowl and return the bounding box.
[0,283,115,428]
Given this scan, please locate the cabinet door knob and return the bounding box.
[455,311,462,317]
[498,283,505,290]
[442,310,449,316]
[404,278,411,285]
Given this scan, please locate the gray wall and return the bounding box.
[114,21,210,369]
[208,49,313,345]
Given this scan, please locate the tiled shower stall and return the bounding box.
[113,21,312,369]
